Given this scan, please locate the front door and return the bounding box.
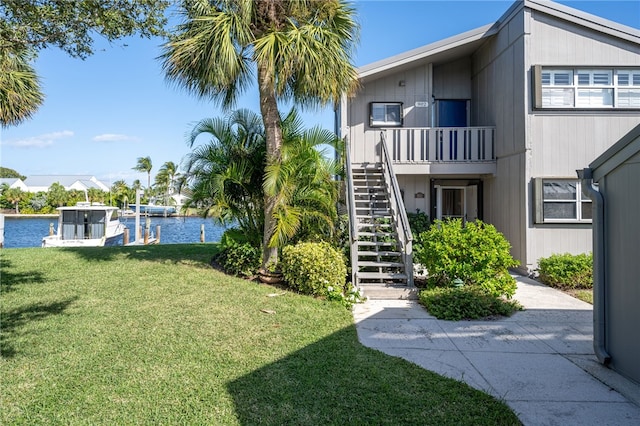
[433,181,481,222]
[436,186,466,221]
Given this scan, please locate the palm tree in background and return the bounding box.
[111,180,130,209]
[46,183,68,207]
[155,161,180,205]
[132,156,153,191]
[4,187,24,213]
[161,0,359,267]
[0,48,44,127]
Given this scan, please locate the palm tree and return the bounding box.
[47,183,68,207]
[161,0,359,267]
[132,156,153,191]
[0,48,44,127]
[4,187,24,213]
[111,180,130,209]
[87,188,105,204]
[183,109,266,247]
[155,161,180,205]
[265,109,343,248]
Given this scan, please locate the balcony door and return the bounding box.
[436,99,469,127]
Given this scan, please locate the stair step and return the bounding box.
[359,261,404,268]
[356,215,393,220]
[357,223,393,228]
[357,241,399,246]
[358,272,408,279]
[358,284,418,300]
[357,251,401,257]
[358,233,397,239]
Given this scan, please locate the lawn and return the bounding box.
[1,244,520,425]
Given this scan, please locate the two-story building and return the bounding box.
[339,0,639,288]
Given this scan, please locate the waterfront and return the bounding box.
[2,215,227,248]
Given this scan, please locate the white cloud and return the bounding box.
[92,133,140,142]
[4,130,74,148]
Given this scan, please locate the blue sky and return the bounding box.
[1,0,639,186]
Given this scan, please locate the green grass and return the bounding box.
[567,289,594,304]
[1,244,520,425]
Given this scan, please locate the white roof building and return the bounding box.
[24,175,110,193]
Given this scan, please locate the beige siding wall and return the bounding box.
[433,57,472,99]
[525,11,640,269]
[348,64,431,163]
[397,175,429,215]
[472,10,529,269]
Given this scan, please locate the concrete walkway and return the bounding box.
[353,275,640,425]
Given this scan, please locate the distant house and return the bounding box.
[579,123,640,384]
[0,178,29,191]
[24,175,110,193]
[338,0,640,287]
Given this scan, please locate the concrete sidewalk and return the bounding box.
[353,275,640,425]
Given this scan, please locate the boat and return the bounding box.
[128,204,177,217]
[42,202,126,248]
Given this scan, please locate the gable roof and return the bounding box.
[590,123,640,181]
[0,178,27,189]
[357,0,640,82]
[23,175,110,192]
[25,175,96,187]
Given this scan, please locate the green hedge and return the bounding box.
[537,252,593,289]
[280,242,346,296]
[419,286,522,321]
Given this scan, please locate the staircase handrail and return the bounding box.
[343,136,359,286]
[380,131,414,286]
[380,131,413,245]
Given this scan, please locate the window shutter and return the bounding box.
[533,177,544,224]
[533,65,543,109]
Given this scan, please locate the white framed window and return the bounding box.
[369,102,403,127]
[534,66,640,109]
[534,178,592,224]
[616,70,640,108]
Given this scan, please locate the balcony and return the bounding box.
[381,127,496,175]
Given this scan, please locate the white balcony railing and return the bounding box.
[385,127,495,163]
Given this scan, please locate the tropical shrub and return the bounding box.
[326,283,367,309]
[280,242,346,296]
[215,229,261,277]
[537,252,593,289]
[419,286,522,321]
[407,211,431,237]
[414,219,519,298]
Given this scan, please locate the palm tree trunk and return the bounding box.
[258,62,282,268]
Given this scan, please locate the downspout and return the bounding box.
[577,168,611,365]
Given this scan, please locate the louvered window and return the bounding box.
[535,66,640,109]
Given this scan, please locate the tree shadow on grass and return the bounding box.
[1,297,78,359]
[226,324,517,425]
[0,258,46,293]
[53,244,219,268]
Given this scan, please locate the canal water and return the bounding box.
[2,216,228,248]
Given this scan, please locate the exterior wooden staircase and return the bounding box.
[345,133,415,299]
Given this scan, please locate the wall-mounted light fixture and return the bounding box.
[398,80,406,87]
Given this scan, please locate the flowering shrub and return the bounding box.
[280,242,347,296]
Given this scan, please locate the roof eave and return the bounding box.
[357,23,498,80]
